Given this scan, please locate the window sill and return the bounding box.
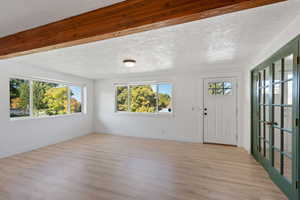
[114,111,174,118]
[10,113,86,121]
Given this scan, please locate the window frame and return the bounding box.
[114,81,174,116]
[9,76,86,120]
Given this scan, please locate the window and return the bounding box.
[70,86,82,113]
[158,84,172,113]
[116,86,128,112]
[115,83,173,114]
[10,78,85,119]
[10,79,30,118]
[208,82,232,96]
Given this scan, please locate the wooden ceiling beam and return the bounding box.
[0,0,286,59]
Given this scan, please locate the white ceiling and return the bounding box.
[2,0,300,79]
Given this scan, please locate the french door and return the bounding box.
[251,38,299,199]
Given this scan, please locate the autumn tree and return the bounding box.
[130,86,157,113]
[158,93,171,111]
[71,98,81,113]
[43,87,68,115]
[33,81,57,111]
[116,86,128,111]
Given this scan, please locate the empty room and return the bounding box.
[1,0,300,199]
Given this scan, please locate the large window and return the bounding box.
[10,78,84,119]
[115,83,173,114]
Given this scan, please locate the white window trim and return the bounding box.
[114,81,174,117]
[9,76,86,121]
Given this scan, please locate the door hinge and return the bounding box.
[296,118,299,127]
[297,56,300,65]
[296,180,299,189]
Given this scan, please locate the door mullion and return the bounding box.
[280,58,285,176]
[263,70,266,157]
[271,64,275,166]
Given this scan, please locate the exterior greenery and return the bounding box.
[10,79,30,117]
[130,85,157,113]
[116,84,172,113]
[10,78,83,118]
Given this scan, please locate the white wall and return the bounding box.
[94,68,248,149]
[242,15,300,153]
[0,60,94,158]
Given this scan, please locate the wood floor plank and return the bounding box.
[0,134,287,200]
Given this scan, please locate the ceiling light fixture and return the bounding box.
[123,59,136,68]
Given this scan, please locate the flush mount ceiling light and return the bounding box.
[123,59,136,68]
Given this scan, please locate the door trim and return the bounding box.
[202,76,239,146]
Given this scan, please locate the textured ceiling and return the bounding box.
[2,0,300,79]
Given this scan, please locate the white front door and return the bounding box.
[203,78,237,146]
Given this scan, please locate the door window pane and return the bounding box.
[265,67,270,86]
[10,79,30,118]
[283,156,292,182]
[158,84,172,113]
[283,81,293,105]
[208,89,215,95]
[266,142,270,160]
[224,88,232,95]
[274,84,281,105]
[284,55,293,80]
[260,138,264,155]
[274,61,282,83]
[260,122,264,138]
[260,106,264,120]
[283,107,293,130]
[215,89,223,95]
[215,82,223,89]
[260,70,265,86]
[70,86,82,113]
[265,106,270,122]
[265,125,270,142]
[266,87,271,105]
[224,82,232,89]
[283,133,292,155]
[209,83,216,89]
[274,107,281,127]
[274,149,281,172]
[260,88,265,104]
[274,128,281,150]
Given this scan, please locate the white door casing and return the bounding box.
[203,78,237,146]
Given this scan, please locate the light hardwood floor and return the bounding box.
[0,134,287,200]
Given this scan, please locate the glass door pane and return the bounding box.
[271,55,294,184]
[258,66,271,160]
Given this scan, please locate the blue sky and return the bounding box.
[151,84,172,96]
[70,86,82,101]
[159,84,172,96]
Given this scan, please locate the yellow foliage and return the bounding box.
[11,98,21,109]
